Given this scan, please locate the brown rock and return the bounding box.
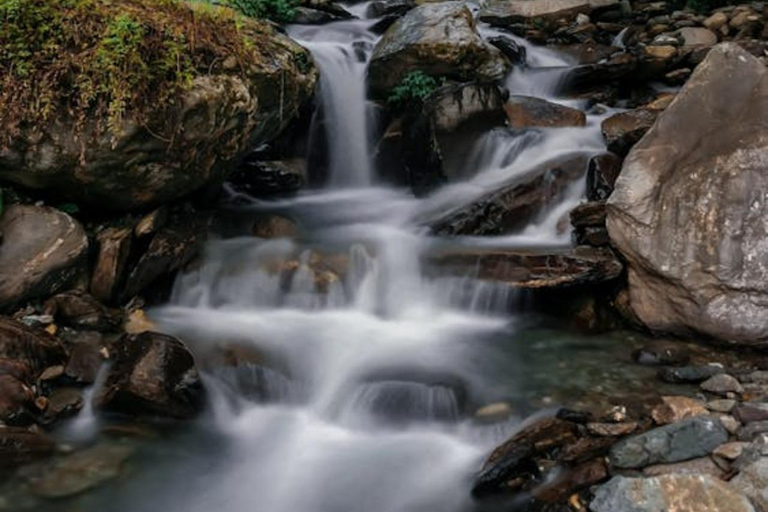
[486,417,579,467]
[0,427,55,467]
[570,201,607,228]
[0,317,67,374]
[559,435,615,463]
[90,227,133,304]
[0,205,88,310]
[44,291,121,332]
[586,421,638,436]
[601,108,659,156]
[713,441,748,460]
[586,152,622,201]
[506,96,586,128]
[642,456,726,478]
[651,396,708,425]
[733,403,768,424]
[0,373,34,424]
[533,458,609,502]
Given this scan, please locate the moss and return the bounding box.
[387,71,444,111]
[0,0,283,148]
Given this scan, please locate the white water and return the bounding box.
[57,9,613,512]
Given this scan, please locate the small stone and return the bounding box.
[658,365,724,384]
[701,374,744,395]
[556,408,592,424]
[603,405,628,423]
[632,341,690,366]
[703,11,728,31]
[714,442,748,460]
[475,402,514,423]
[587,421,638,437]
[643,456,725,478]
[718,414,742,435]
[739,371,768,384]
[38,365,65,382]
[738,421,768,442]
[651,396,708,425]
[734,403,768,424]
[708,399,737,413]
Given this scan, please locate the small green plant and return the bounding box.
[387,71,443,110]
[226,0,299,22]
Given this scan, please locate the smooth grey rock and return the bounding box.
[606,43,768,346]
[701,374,744,395]
[738,421,768,442]
[609,416,728,469]
[591,475,755,512]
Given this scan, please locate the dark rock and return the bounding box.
[591,475,755,512]
[587,421,637,436]
[632,340,690,366]
[658,365,725,383]
[122,208,209,301]
[428,246,623,289]
[505,96,586,128]
[586,152,622,201]
[96,332,205,419]
[292,6,351,24]
[573,226,610,246]
[532,458,608,502]
[0,427,55,468]
[41,387,84,424]
[565,52,636,90]
[134,207,168,239]
[486,418,578,464]
[472,442,537,497]
[0,373,34,425]
[488,36,527,66]
[366,0,414,18]
[429,154,589,236]
[367,2,508,97]
[730,457,768,512]
[90,226,133,304]
[701,374,743,395]
[600,108,659,156]
[737,421,768,441]
[556,408,592,424]
[62,331,106,384]
[0,317,67,375]
[609,416,728,469]
[559,436,615,463]
[734,403,768,424]
[43,291,122,332]
[229,159,305,198]
[570,201,606,228]
[0,205,88,310]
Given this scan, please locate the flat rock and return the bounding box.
[738,421,768,442]
[701,374,744,395]
[734,403,768,424]
[479,0,618,26]
[428,246,623,289]
[0,317,67,375]
[0,205,88,310]
[651,396,708,425]
[587,421,638,436]
[591,475,755,512]
[609,416,728,469]
[713,442,748,460]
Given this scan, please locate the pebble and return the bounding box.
[713,441,748,460]
[733,403,768,424]
[701,374,744,395]
[707,399,737,413]
[587,421,638,437]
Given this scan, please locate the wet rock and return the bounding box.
[62,331,106,384]
[556,408,592,424]
[632,340,690,366]
[505,96,586,128]
[651,396,708,425]
[475,402,514,423]
[658,365,725,384]
[41,387,84,424]
[570,201,606,228]
[587,421,637,436]
[0,427,55,468]
[134,207,168,239]
[0,317,67,375]
[428,247,623,289]
[429,154,589,236]
[643,456,726,478]
[252,215,298,239]
[606,44,768,346]
[600,108,659,156]
[228,159,305,198]
[730,457,768,511]
[532,458,608,502]
[0,205,88,310]
[0,22,317,211]
[586,152,622,201]
[591,475,755,512]
[292,6,350,24]
[428,83,506,134]
[96,332,205,419]
[90,226,133,304]
[701,374,744,396]
[559,436,615,463]
[0,373,35,425]
[366,0,414,18]
[122,208,209,301]
[31,443,134,498]
[487,418,578,463]
[488,36,527,66]
[609,416,728,469]
[734,404,768,425]
[43,291,121,332]
[565,52,636,90]
[368,3,509,97]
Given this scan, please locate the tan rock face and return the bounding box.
[506,96,586,128]
[651,396,708,425]
[479,0,617,25]
[607,43,768,346]
[368,2,509,96]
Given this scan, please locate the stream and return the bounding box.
[6,5,659,512]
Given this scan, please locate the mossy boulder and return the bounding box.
[0,0,317,210]
[367,2,510,98]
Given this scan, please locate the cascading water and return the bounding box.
[43,8,619,512]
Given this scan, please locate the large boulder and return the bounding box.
[0,205,88,310]
[96,332,205,419]
[0,1,317,211]
[367,2,509,97]
[606,43,768,346]
[479,0,618,26]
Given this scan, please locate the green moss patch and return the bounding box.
[0,0,281,146]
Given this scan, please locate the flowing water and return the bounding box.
[5,7,641,512]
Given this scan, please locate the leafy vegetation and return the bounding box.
[387,71,444,110]
[0,0,275,147]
